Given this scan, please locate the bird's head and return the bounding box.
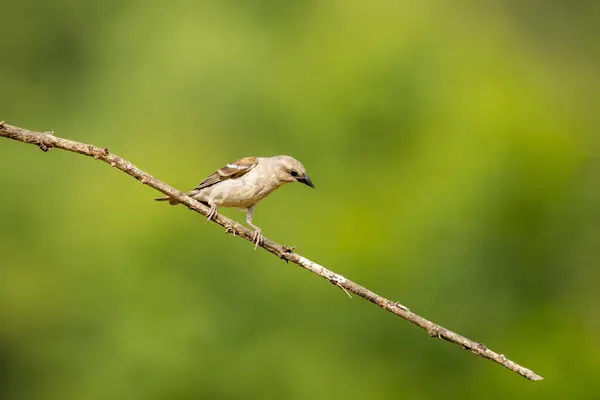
[272,155,315,188]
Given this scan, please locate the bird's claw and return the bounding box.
[252,229,262,250]
[224,224,237,236]
[206,207,217,223]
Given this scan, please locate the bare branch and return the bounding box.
[0,122,543,381]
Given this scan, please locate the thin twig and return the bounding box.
[0,122,543,381]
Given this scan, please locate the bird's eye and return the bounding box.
[290,170,298,177]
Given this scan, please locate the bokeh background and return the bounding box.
[1,1,599,399]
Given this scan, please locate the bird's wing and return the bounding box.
[194,157,258,190]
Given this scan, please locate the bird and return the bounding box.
[155,155,315,248]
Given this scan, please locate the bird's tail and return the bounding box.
[154,196,181,205]
[155,190,206,206]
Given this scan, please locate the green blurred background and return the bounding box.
[1,1,599,399]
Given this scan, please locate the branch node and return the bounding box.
[36,131,55,152]
[103,147,109,155]
[0,121,5,127]
[330,280,352,298]
[282,245,295,253]
[427,327,443,338]
[394,301,410,311]
[38,142,51,152]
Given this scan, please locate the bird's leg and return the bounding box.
[205,204,218,223]
[246,206,262,250]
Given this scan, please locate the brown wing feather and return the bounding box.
[194,157,258,190]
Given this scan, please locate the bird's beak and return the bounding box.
[297,174,315,188]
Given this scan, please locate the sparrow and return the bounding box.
[155,155,315,248]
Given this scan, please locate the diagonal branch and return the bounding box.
[0,121,543,381]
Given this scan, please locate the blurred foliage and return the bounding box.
[1,1,599,399]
